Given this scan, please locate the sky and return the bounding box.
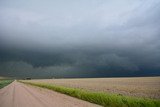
[0,0,160,78]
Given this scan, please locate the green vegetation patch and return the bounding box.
[20,81,160,107]
[0,80,13,89]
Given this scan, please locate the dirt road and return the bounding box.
[0,81,100,107]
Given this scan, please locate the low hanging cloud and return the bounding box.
[0,52,148,78]
[0,61,75,78]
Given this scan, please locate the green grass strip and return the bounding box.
[0,80,13,89]
[20,81,160,107]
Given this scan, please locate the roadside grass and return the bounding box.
[0,80,13,89]
[20,81,160,107]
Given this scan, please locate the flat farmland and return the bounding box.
[28,77,160,99]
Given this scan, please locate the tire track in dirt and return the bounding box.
[0,81,101,107]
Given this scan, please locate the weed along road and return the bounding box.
[0,81,101,107]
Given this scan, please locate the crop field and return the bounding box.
[21,77,160,107]
[26,77,160,99]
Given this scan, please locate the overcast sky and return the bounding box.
[0,0,160,78]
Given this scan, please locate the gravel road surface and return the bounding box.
[0,81,100,107]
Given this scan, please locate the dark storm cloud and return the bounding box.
[0,0,160,78]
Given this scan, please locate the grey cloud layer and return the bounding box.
[1,0,159,48]
[0,0,160,78]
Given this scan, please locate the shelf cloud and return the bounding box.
[0,0,160,78]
